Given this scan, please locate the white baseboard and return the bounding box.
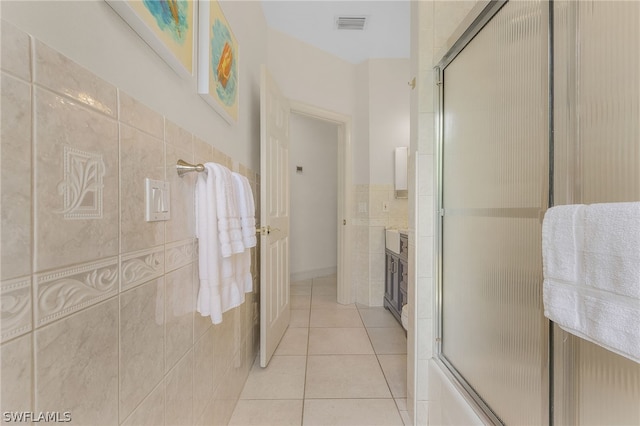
[290,266,337,282]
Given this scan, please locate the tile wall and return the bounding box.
[0,21,259,426]
[352,184,408,306]
[408,1,481,424]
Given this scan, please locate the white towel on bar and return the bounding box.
[195,164,223,324]
[542,202,640,364]
[232,172,257,249]
[208,163,245,257]
[231,172,255,295]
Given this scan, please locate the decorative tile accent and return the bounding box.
[121,246,165,291]
[1,276,32,342]
[57,146,105,219]
[34,87,119,272]
[166,239,194,273]
[35,257,118,326]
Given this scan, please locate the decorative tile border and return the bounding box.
[120,246,164,291]
[165,239,195,273]
[35,257,118,327]
[1,276,32,342]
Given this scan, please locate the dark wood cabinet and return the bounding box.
[384,232,408,325]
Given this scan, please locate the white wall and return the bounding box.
[289,113,338,278]
[1,0,267,171]
[368,59,411,185]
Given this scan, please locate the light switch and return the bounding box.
[145,178,170,222]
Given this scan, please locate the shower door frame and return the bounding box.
[433,1,554,424]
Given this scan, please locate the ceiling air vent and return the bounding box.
[335,16,368,31]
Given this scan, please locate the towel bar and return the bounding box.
[177,159,205,177]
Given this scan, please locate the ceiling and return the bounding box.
[261,1,410,64]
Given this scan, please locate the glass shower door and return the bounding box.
[439,1,549,424]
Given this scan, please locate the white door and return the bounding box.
[259,65,291,367]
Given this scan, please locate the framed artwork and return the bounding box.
[198,0,239,123]
[106,0,195,78]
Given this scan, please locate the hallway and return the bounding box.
[229,275,409,425]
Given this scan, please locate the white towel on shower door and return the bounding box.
[542,202,640,364]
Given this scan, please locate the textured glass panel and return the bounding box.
[554,1,640,425]
[441,1,548,424]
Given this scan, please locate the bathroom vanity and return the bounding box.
[384,230,408,325]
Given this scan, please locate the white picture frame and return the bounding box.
[197,0,239,124]
[106,0,196,79]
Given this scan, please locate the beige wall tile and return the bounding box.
[35,299,118,425]
[164,118,193,151]
[33,87,118,272]
[166,143,196,244]
[121,382,164,426]
[165,264,194,372]
[33,40,116,117]
[1,74,31,280]
[165,350,194,426]
[119,279,164,422]
[0,334,32,421]
[119,124,164,253]
[118,91,164,139]
[1,21,31,81]
[193,327,215,420]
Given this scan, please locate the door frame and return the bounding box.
[289,101,353,304]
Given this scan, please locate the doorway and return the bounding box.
[289,101,353,305]
[289,113,339,283]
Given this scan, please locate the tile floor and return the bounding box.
[229,275,409,426]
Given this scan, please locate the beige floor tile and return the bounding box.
[308,328,374,355]
[240,356,306,400]
[312,275,337,287]
[290,310,310,328]
[395,398,408,412]
[310,309,363,328]
[291,295,311,310]
[400,410,411,426]
[311,285,337,296]
[303,399,403,426]
[367,327,407,354]
[275,327,309,356]
[358,307,402,328]
[305,355,391,399]
[378,355,408,398]
[311,294,356,310]
[291,285,312,296]
[229,400,303,426]
[291,279,312,287]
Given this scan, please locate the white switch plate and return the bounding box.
[382,201,389,212]
[145,178,170,222]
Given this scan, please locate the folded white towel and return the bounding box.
[582,203,640,299]
[208,163,245,257]
[231,172,257,248]
[195,165,223,324]
[542,202,640,364]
